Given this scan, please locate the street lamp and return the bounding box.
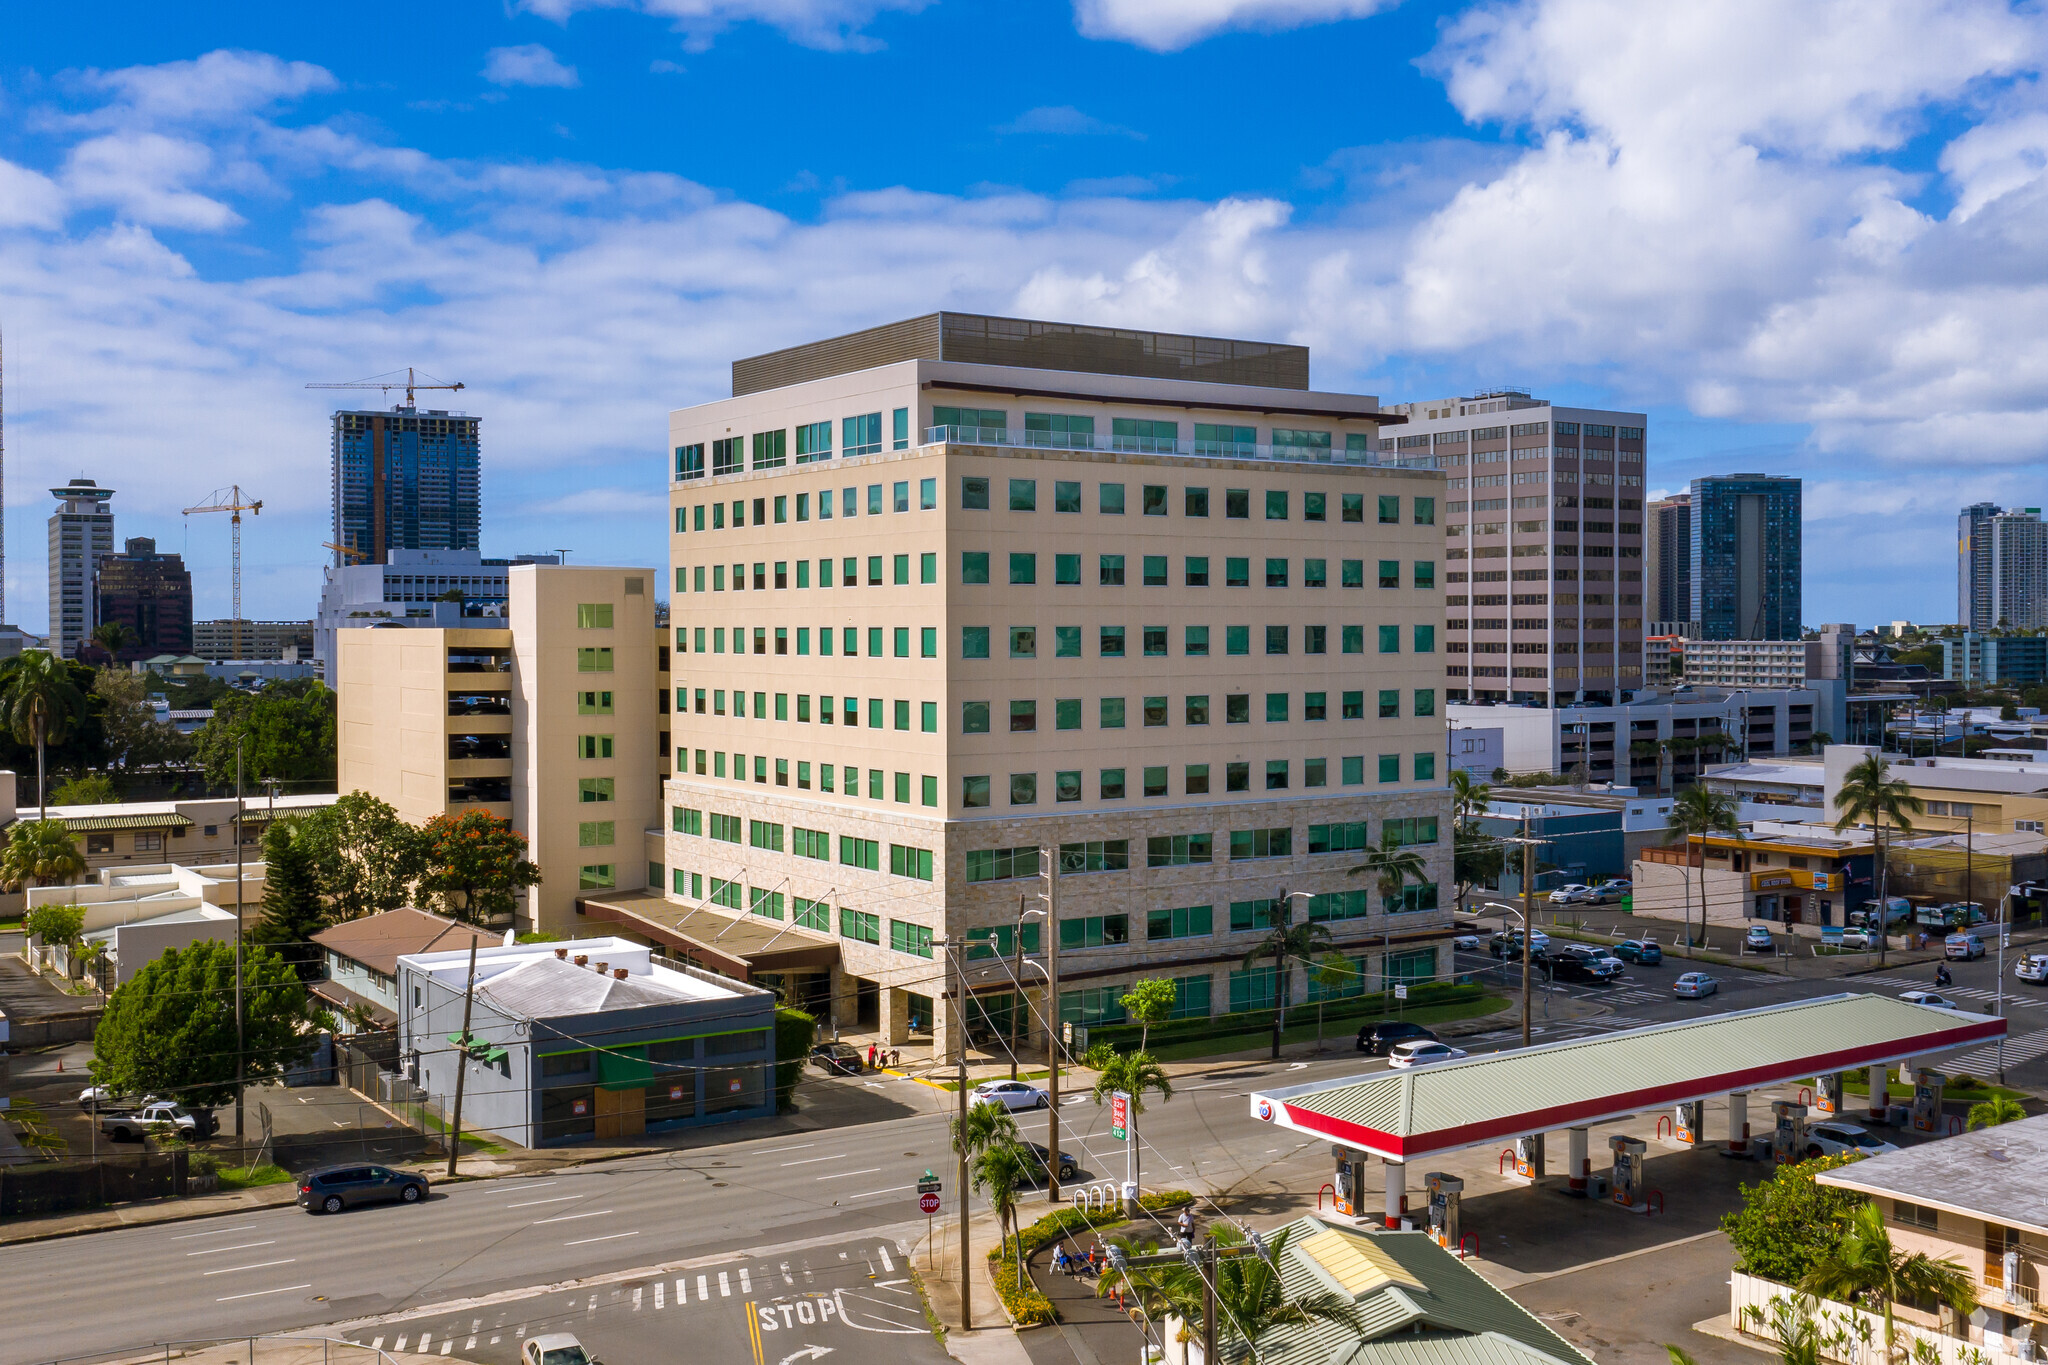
[1484,900,1539,1047]
[1272,889,1313,1059]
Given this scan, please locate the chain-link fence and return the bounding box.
[33,1334,399,1365]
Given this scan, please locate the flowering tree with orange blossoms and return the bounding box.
[418,810,542,924]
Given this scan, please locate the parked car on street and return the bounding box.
[1612,938,1662,965]
[1592,880,1633,903]
[1547,885,1596,905]
[1838,927,1877,950]
[1945,931,1987,961]
[1489,930,1551,959]
[1020,1141,1080,1183]
[810,1041,864,1075]
[1898,989,1960,1010]
[1451,933,1482,951]
[98,1100,217,1142]
[1357,1020,1440,1055]
[971,1079,1051,1111]
[1673,972,1719,998]
[522,1335,600,1365]
[297,1164,429,1213]
[1804,1121,1900,1160]
[1743,925,1777,954]
[2017,954,2048,983]
[1387,1040,1469,1068]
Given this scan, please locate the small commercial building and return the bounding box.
[311,906,484,1031]
[25,862,261,987]
[396,937,776,1146]
[1632,822,1873,929]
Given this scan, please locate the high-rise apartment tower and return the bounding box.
[331,406,480,565]
[48,478,113,658]
[1646,493,1692,630]
[1960,501,2004,631]
[1690,474,1801,641]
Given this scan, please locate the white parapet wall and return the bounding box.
[1732,1270,2026,1365]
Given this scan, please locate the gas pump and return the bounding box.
[1610,1135,1645,1208]
[1511,1134,1545,1181]
[1911,1069,1947,1134]
[1814,1074,1844,1117]
[1672,1101,1704,1145]
[1332,1147,1370,1218]
[1769,1101,1809,1163]
[1425,1172,1463,1251]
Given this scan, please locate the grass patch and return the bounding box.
[408,1106,510,1154]
[216,1163,293,1190]
[1835,1071,2031,1105]
[929,1068,1054,1092]
[0,916,22,933]
[907,1263,946,1343]
[1143,994,1510,1063]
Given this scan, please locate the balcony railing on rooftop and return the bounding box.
[924,425,1407,467]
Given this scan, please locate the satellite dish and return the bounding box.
[502,929,517,947]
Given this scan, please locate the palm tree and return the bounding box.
[1,652,88,819]
[1967,1095,2025,1129]
[1799,1202,1976,1364]
[1448,768,1491,827]
[1665,785,1738,954]
[89,621,136,660]
[1160,1226,1354,1362]
[1447,769,1499,914]
[0,819,86,891]
[1092,1051,1171,1213]
[1833,754,1923,967]
[1243,899,1333,1033]
[971,1140,1033,1270]
[1353,830,1428,915]
[951,1096,1021,1165]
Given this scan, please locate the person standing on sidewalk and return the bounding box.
[867,1043,877,1070]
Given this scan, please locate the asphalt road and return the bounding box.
[7,941,2042,1364]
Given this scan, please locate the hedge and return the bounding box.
[988,1247,1057,1326]
[775,1007,818,1113]
[1083,982,1484,1052]
[987,1190,1194,1327]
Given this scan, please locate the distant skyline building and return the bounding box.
[1990,508,2048,630]
[48,477,114,659]
[1646,493,1692,630]
[331,405,480,566]
[1960,500,2004,631]
[314,547,559,678]
[94,536,192,662]
[1690,473,1802,641]
[191,618,313,663]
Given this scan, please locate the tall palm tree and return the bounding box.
[1092,1051,1171,1214]
[0,652,87,819]
[1798,1202,1976,1364]
[89,622,136,660]
[1243,900,1333,1033]
[1159,1227,1354,1362]
[0,818,86,891]
[1833,753,1923,967]
[1353,830,1428,915]
[1448,768,1491,827]
[1665,785,1739,954]
[951,1097,1021,1165]
[971,1140,1033,1270]
[1447,769,1498,914]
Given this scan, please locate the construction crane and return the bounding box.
[184,486,262,660]
[306,367,464,408]
[323,541,367,564]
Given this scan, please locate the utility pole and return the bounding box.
[1521,810,1534,1048]
[233,741,246,1145]
[948,937,972,1332]
[1010,894,1024,1082]
[1041,845,1062,1204]
[445,936,479,1177]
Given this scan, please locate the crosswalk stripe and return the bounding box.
[1940,1028,2048,1077]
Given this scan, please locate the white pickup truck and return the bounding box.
[99,1100,218,1142]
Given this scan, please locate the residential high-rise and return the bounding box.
[1646,493,1692,630]
[1960,501,2003,631]
[48,478,114,658]
[664,312,1453,1057]
[94,537,193,661]
[330,406,480,566]
[1379,391,1648,707]
[1690,474,1801,641]
[1988,508,2048,630]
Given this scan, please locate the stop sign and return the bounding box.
[919,1192,942,1214]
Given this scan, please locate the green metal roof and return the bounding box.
[1252,993,2005,1160]
[61,813,194,832]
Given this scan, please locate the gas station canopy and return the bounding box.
[1250,994,2006,1162]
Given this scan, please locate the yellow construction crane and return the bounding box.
[183,486,262,660]
[306,367,464,408]
[323,540,367,564]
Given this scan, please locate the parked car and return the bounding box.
[1674,972,1719,998]
[1451,933,1482,951]
[1744,925,1777,954]
[99,1101,217,1142]
[1612,939,1662,965]
[970,1079,1050,1112]
[1547,884,1595,905]
[297,1164,429,1214]
[522,1335,600,1365]
[1357,1020,1440,1055]
[1898,989,1960,1010]
[1945,932,1987,961]
[1851,899,1913,929]
[2017,954,2048,983]
[1020,1141,1080,1183]
[1387,1040,1469,1068]
[1838,927,1877,950]
[1592,880,1633,903]
[1804,1122,1900,1160]
[77,1087,153,1112]
[1489,930,1551,959]
[810,1042,864,1076]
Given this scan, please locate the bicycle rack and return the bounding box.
[1498,1149,1514,1175]
[1797,1086,1814,1107]
[1317,1183,1335,1212]
[1655,1115,1673,1140]
[1459,1235,1477,1259]
[1645,1190,1664,1217]
[1949,1116,1965,1137]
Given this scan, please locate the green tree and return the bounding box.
[299,791,429,921]
[951,1095,1022,1163]
[1242,899,1333,1031]
[972,1140,1033,1270]
[49,772,118,805]
[90,938,331,1107]
[2,820,87,891]
[1352,828,1427,913]
[1666,784,1739,952]
[90,621,137,659]
[1967,1095,2025,1129]
[1,651,90,818]
[1311,952,1352,1053]
[1833,754,1923,966]
[93,666,191,772]
[1119,978,1178,1051]
[1720,1153,1872,1284]
[1448,769,1502,912]
[1799,1202,1977,1364]
[1158,1226,1354,1361]
[246,818,325,981]
[773,1007,817,1113]
[23,903,85,951]
[1092,1050,1171,1212]
[192,678,337,790]
[417,810,542,923]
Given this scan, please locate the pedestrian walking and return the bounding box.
[867,1043,877,1069]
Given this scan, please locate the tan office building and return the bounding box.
[337,564,667,930]
[660,313,1455,1058]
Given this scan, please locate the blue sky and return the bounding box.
[1,0,2045,632]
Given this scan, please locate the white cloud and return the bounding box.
[482,44,582,89]
[513,0,932,51]
[62,133,243,231]
[71,49,336,126]
[996,106,1144,139]
[1072,0,1396,51]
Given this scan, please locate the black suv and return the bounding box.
[1357,1021,1439,1055]
[1548,948,1622,984]
[811,1042,864,1076]
[298,1164,429,1214]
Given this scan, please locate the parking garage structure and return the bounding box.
[1249,993,2007,1227]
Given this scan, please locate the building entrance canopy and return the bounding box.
[1250,994,2004,1162]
